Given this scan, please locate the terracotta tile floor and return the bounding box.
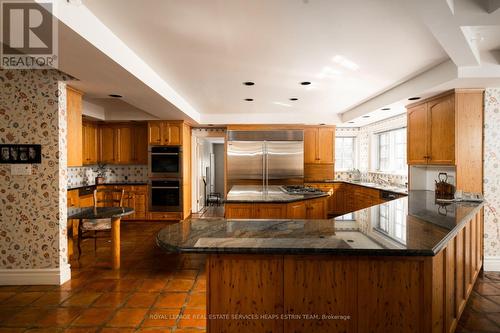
[0,221,499,333]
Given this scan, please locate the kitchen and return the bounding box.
[1,1,500,333]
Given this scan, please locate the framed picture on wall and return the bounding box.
[0,144,41,164]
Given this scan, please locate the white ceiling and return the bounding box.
[80,0,446,123]
[52,0,500,126]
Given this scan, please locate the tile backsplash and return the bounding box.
[68,165,148,188]
[335,171,408,187]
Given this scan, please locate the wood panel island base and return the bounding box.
[157,191,484,333]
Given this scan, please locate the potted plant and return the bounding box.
[94,163,107,185]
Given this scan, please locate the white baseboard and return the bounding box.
[0,264,71,285]
[484,256,500,272]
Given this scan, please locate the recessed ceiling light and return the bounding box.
[243,81,255,86]
[289,98,298,101]
[300,81,311,85]
[408,97,421,101]
[381,107,391,111]
[362,115,370,118]
[108,94,122,98]
[348,121,355,124]
[319,123,326,126]
[244,98,254,101]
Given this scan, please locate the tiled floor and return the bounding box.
[0,220,499,333]
[0,221,207,333]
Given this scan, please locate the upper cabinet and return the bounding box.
[148,121,182,146]
[407,93,455,165]
[67,86,83,167]
[406,89,484,193]
[82,121,98,165]
[304,126,335,164]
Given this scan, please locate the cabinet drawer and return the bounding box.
[149,212,182,220]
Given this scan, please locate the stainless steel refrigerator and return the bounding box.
[226,130,304,190]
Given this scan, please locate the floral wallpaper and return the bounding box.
[484,88,500,258]
[0,69,69,270]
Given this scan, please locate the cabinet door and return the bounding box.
[225,204,255,219]
[133,125,148,164]
[304,128,318,164]
[306,198,326,219]
[287,201,307,219]
[407,103,429,165]
[133,192,147,220]
[256,204,286,219]
[165,122,182,145]
[148,122,162,145]
[83,123,98,165]
[99,126,117,163]
[67,87,83,167]
[116,125,133,164]
[428,95,455,165]
[318,128,334,163]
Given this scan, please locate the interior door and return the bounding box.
[227,141,264,189]
[266,141,304,185]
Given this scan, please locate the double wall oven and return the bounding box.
[148,146,182,212]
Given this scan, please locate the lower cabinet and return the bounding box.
[225,197,327,219]
[306,182,389,216]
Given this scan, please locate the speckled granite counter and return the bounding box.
[225,185,329,203]
[157,190,482,256]
[67,182,148,191]
[308,179,408,195]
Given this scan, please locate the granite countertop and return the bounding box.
[309,179,408,195]
[225,185,329,203]
[68,182,148,191]
[68,207,135,219]
[156,190,483,256]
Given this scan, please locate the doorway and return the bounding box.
[191,128,226,217]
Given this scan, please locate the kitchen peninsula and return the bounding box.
[158,191,484,333]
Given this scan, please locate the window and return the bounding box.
[376,128,406,173]
[335,137,355,170]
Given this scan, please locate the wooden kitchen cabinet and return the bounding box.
[304,126,335,182]
[67,86,83,167]
[99,126,117,163]
[287,201,307,219]
[407,92,455,165]
[148,121,183,146]
[121,185,148,220]
[67,190,79,208]
[116,125,133,164]
[97,123,148,165]
[82,122,98,165]
[132,125,148,164]
[303,126,335,164]
[225,197,327,219]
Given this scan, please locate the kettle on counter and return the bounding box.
[435,172,455,200]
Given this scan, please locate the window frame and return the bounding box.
[375,127,407,175]
[335,136,356,171]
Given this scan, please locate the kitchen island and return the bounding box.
[157,191,483,333]
[225,185,330,219]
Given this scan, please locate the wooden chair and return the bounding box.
[77,188,124,259]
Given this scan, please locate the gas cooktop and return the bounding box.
[281,185,325,195]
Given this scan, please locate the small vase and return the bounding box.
[95,176,105,185]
